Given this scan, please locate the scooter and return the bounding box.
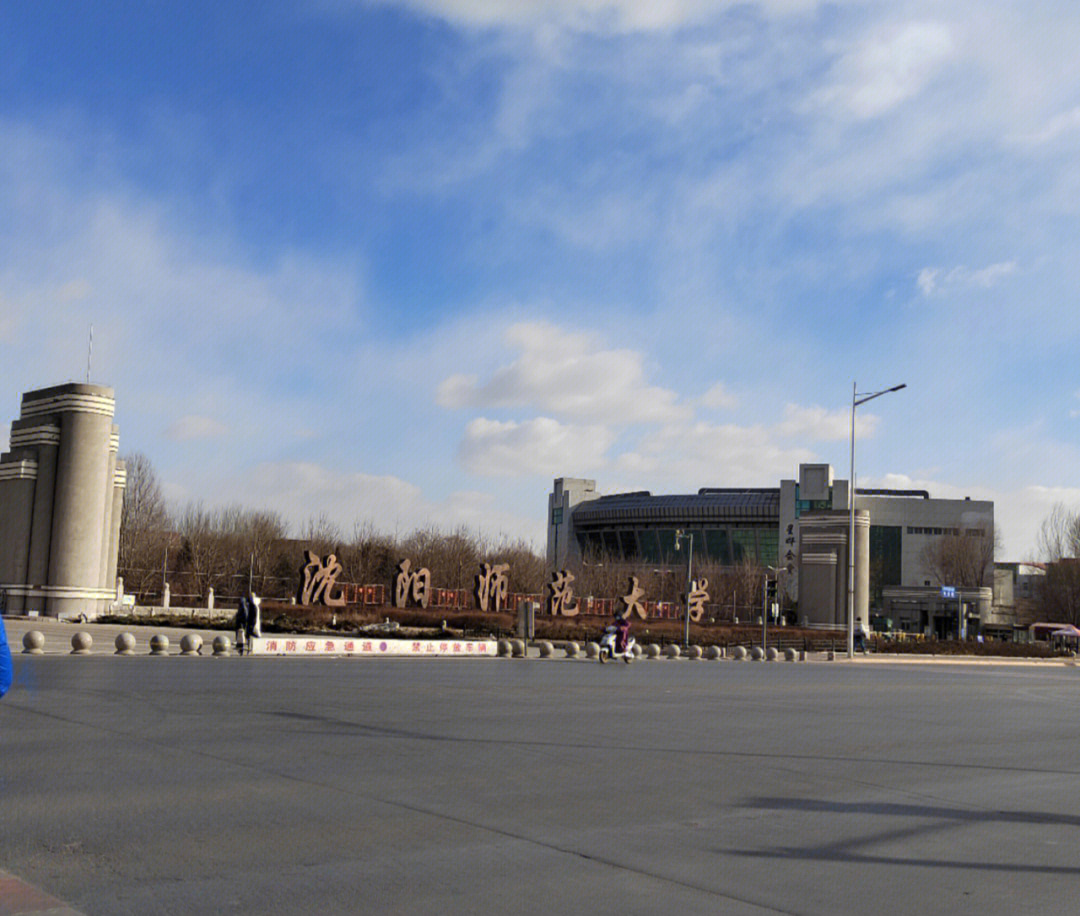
[598,626,636,663]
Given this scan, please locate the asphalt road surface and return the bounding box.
[2,652,1080,915]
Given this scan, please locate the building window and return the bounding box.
[705,529,731,565]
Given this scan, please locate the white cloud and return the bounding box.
[775,403,871,441]
[698,382,738,410]
[1011,105,1080,147]
[814,21,955,120]
[917,268,938,296]
[165,415,230,442]
[438,320,688,423]
[222,460,543,543]
[359,0,819,34]
[458,416,613,476]
[614,420,816,489]
[917,261,1017,296]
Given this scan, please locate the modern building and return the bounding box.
[0,383,125,618]
[547,463,994,635]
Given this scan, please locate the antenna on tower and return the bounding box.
[86,324,93,383]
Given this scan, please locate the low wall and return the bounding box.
[127,605,236,622]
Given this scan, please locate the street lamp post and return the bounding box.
[848,381,906,658]
[675,530,694,648]
[762,566,780,654]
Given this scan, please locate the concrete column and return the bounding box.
[96,427,119,613]
[105,460,126,608]
[23,385,115,618]
[854,511,871,632]
[0,462,37,613]
[12,419,60,614]
[797,509,869,629]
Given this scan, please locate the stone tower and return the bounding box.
[0,384,126,618]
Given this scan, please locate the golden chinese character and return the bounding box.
[619,576,648,620]
[475,562,510,612]
[394,558,432,609]
[547,570,580,616]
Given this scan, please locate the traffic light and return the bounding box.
[765,578,777,601]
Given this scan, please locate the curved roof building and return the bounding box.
[547,464,994,635]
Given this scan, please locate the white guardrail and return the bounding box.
[249,636,497,657]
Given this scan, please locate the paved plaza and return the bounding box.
[2,641,1080,915]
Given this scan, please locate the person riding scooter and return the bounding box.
[614,613,631,654]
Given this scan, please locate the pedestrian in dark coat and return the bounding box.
[234,596,249,655]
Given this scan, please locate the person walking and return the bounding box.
[245,593,261,651]
[234,595,250,656]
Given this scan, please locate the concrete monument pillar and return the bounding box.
[95,426,119,614]
[6,382,118,617]
[105,459,126,611]
[12,419,60,614]
[0,459,37,613]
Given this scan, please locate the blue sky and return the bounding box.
[3,0,1080,557]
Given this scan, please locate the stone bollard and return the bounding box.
[766,647,779,662]
[537,640,553,658]
[71,632,93,655]
[212,635,232,657]
[510,638,526,658]
[665,644,681,659]
[114,633,136,656]
[785,647,797,662]
[705,645,721,660]
[564,641,580,658]
[645,643,661,659]
[149,634,170,656]
[750,646,764,661]
[496,639,512,657]
[585,641,600,658]
[632,643,643,658]
[731,645,747,660]
[180,634,203,656]
[22,630,45,655]
[686,645,702,660]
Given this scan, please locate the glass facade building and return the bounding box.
[569,490,781,567]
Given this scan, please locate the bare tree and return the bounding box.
[174,503,227,600]
[217,505,288,595]
[117,451,170,599]
[299,514,343,557]
[920,527,998,589]
[1034,505,1080,625]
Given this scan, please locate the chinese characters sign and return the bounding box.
[298,550,346,607]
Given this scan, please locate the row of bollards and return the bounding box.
[22,630,808,661]
[20,630,239,657]
[496,639,805,661]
